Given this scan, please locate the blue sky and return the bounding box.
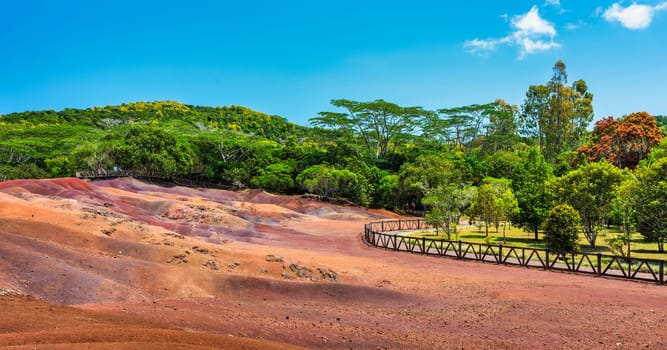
[1,1,665,125]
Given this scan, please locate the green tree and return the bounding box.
[548,161,629,248]
[469,182,496,237]
[311,99,433,159]
[481,99,520,155]
[493,179,519,243]
[519,60,594,164]
[397,153,472,209]
[296,164,369,206]
[609,178,639,257]
[634,158,667,252]
[483,150,522,179]
[470,177,518,241]
[374,173,400,209]
[422,183,471,240]
[511,148,553,240]
[432,102,496,154]
[111,125,195,177]
[543,204,581,252]
[69,140,115,174]
[250,161,295,193]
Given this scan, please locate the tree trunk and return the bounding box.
[534,227,538,241]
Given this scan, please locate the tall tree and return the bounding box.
[433,102,495,154]
[488,177,519,243]
[519,61,594,163]
[469,177,516,238]
[469,183,496,237]
[610,178,639,257]
[311,99,433,159]
[548,161,629,248]
[422,183,474,240]
[511,148,553,240]
[482,99,520,154]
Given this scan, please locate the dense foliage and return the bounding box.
[577,112,663,169]
[1,61,666,251]
[633,158,667,252]
[543,204,582,252]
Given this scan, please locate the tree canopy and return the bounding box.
[578,112,663,169]
[520,60,594,164]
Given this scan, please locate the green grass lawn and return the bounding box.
[410,221,667,261]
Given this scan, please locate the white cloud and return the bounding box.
[513,6,557,36]
[464,38,501,52]
[465,6,559,59]
[602,2,667,30]
[520,38,560,55]
[565,22,579,30]
[544,0,567,14]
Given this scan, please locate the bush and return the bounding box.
[543,204,581,252]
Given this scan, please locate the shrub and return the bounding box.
[543,204,581,252]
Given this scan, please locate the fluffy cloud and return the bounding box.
[603,2,667,29]
[513,5,558,36]
[465,6,559,59]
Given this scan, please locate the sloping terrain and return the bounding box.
[1,177,666,349]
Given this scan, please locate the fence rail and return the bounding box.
[364,219,666,285]
[75,170,231,189]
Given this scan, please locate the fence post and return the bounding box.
[458,240,462,259]
[521,248,525,266]
[660,260,665,285]
[498,245,503,264]
[545,250,550,270]
[597,253,602,276]
[422,237,426,254]
[381,221,385,232]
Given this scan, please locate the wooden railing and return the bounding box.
[364,219,666,285]
[75,169,231,189]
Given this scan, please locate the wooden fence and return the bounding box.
[364,219,666,285]
[75,169,230,189]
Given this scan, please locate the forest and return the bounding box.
[1,61,666,252]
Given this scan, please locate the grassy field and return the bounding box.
[409,221,667,261]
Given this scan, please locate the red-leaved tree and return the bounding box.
[578,112,663,169]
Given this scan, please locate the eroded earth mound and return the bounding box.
[1,177,666,349]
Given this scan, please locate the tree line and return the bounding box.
[0,61,666,251]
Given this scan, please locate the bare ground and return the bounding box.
[1,177,666,349]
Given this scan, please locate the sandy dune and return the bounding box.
[1,177,666,349]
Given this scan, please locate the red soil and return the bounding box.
[1,177,666,349]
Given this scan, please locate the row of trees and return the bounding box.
[1,61,666,251]
[422,146,667,253]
